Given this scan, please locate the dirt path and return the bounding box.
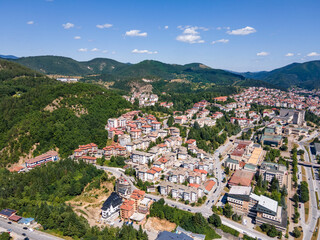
[144,217,176,232]
[66,182,114,227]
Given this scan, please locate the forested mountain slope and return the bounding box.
[0,59,131,166]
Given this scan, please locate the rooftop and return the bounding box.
[228,186,252,196]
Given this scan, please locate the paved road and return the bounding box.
[297,142,320,240]
[221,217,273,240]
[0,218,62,240]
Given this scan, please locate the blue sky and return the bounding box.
[0,0,319,71]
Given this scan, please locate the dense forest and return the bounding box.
[188,118,241,153]
[0,59,132,166]
[0,159,148,239]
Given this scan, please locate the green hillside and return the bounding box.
[11,55,274,93]
[242,60,320,90]
[13,55,126,75]
[0,59,132,167]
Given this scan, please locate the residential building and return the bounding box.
[259,162,287,187]
[25,150,59,169]
[101,192,123,219]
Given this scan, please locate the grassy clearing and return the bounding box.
[311,218,320,240]
[305,201,310,223]
[301,166,307,182]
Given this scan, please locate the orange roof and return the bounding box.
[229,170,254,187]
[194,169,208,174]
[147,169,156,174]
[158,157,168,163]
[189,183,200,188]
[186,139,196,144]
[151,167,162,172]
[81,156,96,160]
[157,143,167,148]
[74,149,83,152]
[204,180,216,191]
[121,202,134,211]
[9,166,24,172]
[25,151,58,164]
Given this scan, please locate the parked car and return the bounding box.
[7,222,12,224]
[23,227,28,230]
[22,233,26,236]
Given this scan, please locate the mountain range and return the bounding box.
[1,55,320,91]
[1,55,276,93]
[240,60,320,90]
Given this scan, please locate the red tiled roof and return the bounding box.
[9,215,22,221]
[25,151,58,164]
[194,169,208,174]
[204,180,216,191]
[9,166,24,172]
[229,170,254,187]
[189,183,200,188]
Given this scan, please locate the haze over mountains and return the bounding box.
[1,55,320,91]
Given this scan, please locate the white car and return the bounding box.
[28,228,34,232]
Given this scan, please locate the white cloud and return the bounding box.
[176,34,204,44]
[132,49,158,54]
[27,21,34,25]
[125,30,147,37]
[96,23,112,29]
[257,51,269,56]
[227,26,256,35]
[285,53,294,57]
[78,48,87,52]
[212,39,229,44]
[102,50,108,53]
[307,52,320,57]
[62,22,74,29]
[74,36,81,40]
[183,27,199,35]
[164,25,169,29]
[176,26,205,44]
[91,48,99,52]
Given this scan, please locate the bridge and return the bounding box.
[287,159,320,168]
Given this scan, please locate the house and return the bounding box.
[185,139,197,148]
[120,199,135,220]
[115,177,132,197]
[130,129,142,140]
[214,96,228,102]
[151,121,161,131]
[18,218,35,225]
[141,125,152,134]
[101,192,123,219]
[174,116,187,125]
[131,151,154,164]
[0,209,16,219]
[25,151,59,169]
[203,180,216,194]
[81,156,97,164]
